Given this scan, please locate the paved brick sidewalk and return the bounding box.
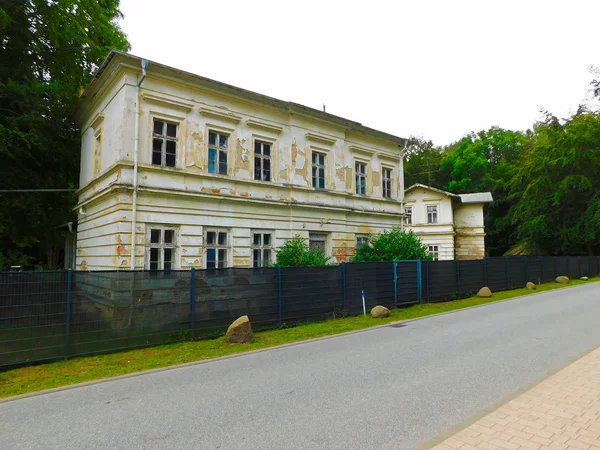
[430,346,600,450]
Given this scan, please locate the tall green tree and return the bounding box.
[0,1,129,268]
[403,137,448,189]
[439,127,525,256]
[509,110,600,256]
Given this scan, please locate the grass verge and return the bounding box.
[1,276,598,399]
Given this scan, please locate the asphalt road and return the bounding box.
[2,283,600,450]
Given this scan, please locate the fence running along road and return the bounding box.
[1,256,598,368]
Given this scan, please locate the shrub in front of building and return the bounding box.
[352,228,432,262]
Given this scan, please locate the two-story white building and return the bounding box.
[74,52,410,270]
[403,184,493,260]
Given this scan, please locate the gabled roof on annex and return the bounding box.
[78,51,409,147]
[405,183,493,203]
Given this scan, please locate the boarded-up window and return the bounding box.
[309,233,327,253]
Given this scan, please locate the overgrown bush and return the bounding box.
[352,228,432,262]
[274,235,329,267]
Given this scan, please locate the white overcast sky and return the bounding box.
[119,0,599,145]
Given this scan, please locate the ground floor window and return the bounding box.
[205,229,229,269]
[428,245,439,261]
[146,226,177,270]
[356,234,369,250]
[252,232,273,267]
[309,233,327,253]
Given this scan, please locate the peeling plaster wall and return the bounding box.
[454,203,486,259]
[76,68,409,270]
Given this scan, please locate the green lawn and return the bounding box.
[1,276,597,399]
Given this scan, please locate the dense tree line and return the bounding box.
[0,1,129,268]
[1,2,598,268]
[405,97,600,256]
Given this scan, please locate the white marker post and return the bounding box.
[362,289,366,316]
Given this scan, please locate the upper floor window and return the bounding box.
[254,141,271,182]
[382,168,392,199]
[404,206,412,225]
[208,131,228,175]
[428,245,439,261]
[355,162,367,195]
[147,226,177,270]
[205,228,229,269]
[427,205,438,224]
[152,120,177,167]
[312,152,326,189]
[252,232,273,267]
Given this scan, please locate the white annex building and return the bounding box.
[72,52,492,270]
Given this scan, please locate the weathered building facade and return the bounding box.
[75,52,409,270]
[403,184,493,260]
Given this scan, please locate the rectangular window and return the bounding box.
[254,141,271,182]
[355,162,367,195]
[309,233,327,253]
[205,229,229,269]
[252,232,273,267]
[146,226,177,270]
[312,152,326,189]
[427,205,438,224]
[382,168,392,199]
[428,245,439,261]
[208,131,228,175]
[152,120,178,167]
[356,235,369,250]
[404,206,412,225]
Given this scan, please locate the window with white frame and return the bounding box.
[312,152,326,189]
[428,245,439,261]
[427,205,438,224]
[204,229,229,269]
[382,168,392,199]
[152,119,178,167]
[208,131,228,175]
[254,141,271,182]
[356,235,370,250]
[355,162,367,195]
[404,206,413,225]
[252,232,273,267]
[147,226,177,270]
